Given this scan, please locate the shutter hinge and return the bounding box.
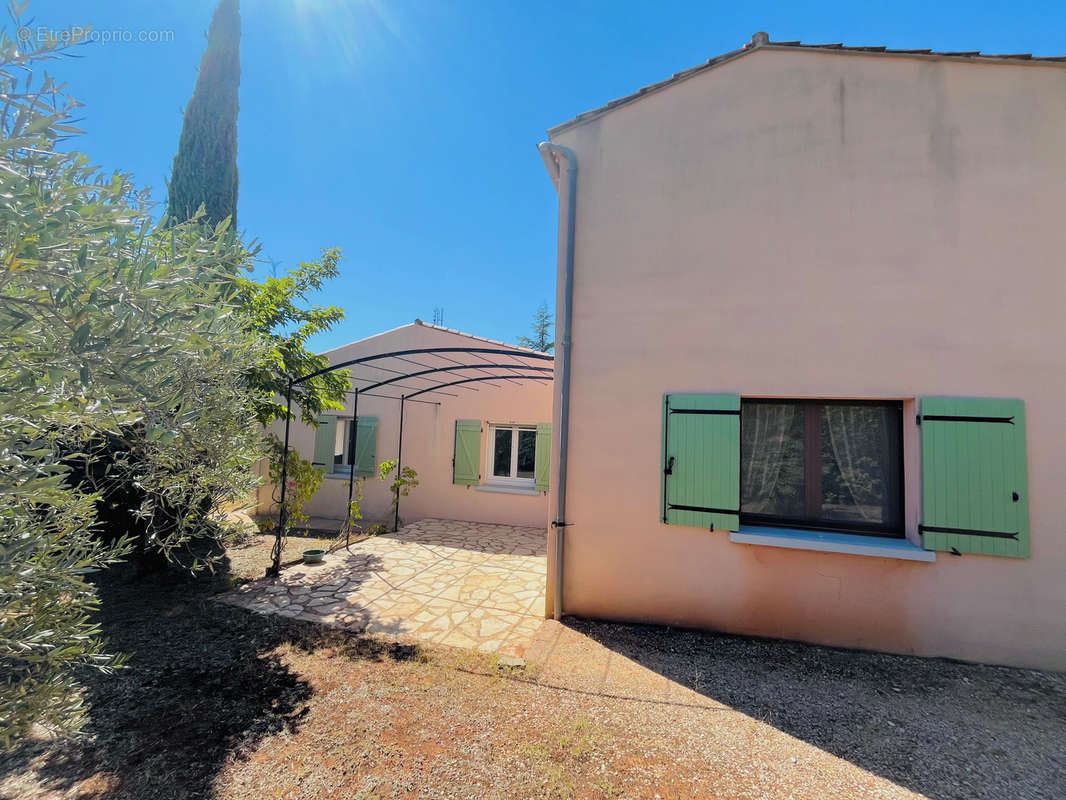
[920,414,1015,425]
[551,520,574,528]
[919,524,1019,541]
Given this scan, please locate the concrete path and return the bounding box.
[224,519,546,657]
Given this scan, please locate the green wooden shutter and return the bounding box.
[312,416,337,472]
[453,419,481,486]
[353,416,377,477]
[919,397,1029,558]
[534,423,552,492]
[662,393,740,531]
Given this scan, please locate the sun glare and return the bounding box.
[281,0,415,73]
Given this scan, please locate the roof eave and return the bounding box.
[547,44,752,138]
[546,38,1066,139]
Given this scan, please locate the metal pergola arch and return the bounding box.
[268,345,554,576]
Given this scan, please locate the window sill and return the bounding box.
[730,525,935,562]
[325,472,372,480]
[475,484,542,497]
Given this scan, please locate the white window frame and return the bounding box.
[485,424,537,488]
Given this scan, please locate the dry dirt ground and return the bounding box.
[1,539,1063,800]
[225,532,339,582]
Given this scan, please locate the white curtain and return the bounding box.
[742,404,798,514]
[823,405,887,522]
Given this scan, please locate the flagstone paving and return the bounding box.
[223,519,547,657]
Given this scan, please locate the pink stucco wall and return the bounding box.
[264,322,553,529]
[545,48,1066,669]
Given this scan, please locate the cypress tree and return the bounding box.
[167,0,240,228]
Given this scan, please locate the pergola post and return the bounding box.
[344,389,360,547]
[268,378,294,578]
[394,394,406,532]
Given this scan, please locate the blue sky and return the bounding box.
[32,0,1065,350]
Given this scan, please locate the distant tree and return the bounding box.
[517,303,554,352]
[167,0,240,228]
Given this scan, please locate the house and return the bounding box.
[264,320,554,529]
[539,33,1066,670]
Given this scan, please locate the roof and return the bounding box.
[413,319,553,359]
[548,31,1066,136]
[304,318,555,403]
[319,319,552,361]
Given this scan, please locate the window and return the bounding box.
[740,399,903,537]
[455,420,551,491]
[321,416,376,477]
[487,425,537,487]
[333,419,354,473]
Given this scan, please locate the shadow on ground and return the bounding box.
[565,618,1066,800]
[0,552,410,800]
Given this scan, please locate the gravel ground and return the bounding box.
[1,546,1063,800]
[546,619,1066,800]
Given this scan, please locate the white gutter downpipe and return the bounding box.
[538,141,576,621]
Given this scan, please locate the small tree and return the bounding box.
[235,250,350,429]
[378,460,419,531]
[235,251,350,532]
[517,303,554,352]
[167,0,240,228]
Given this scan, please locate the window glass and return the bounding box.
[741,400,903,535]
[740,403,805,518]
[516,429,536,478]
[333,419,345,467]
[493,428,512,477]
[820,405,901,528]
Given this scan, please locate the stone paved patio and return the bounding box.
[223,519,546,657]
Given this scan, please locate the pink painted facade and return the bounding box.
[543,42,1066,669]
[264,321,553,529]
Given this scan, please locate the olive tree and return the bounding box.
[0,15,264,745]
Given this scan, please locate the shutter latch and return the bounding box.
[664,456,675,476]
